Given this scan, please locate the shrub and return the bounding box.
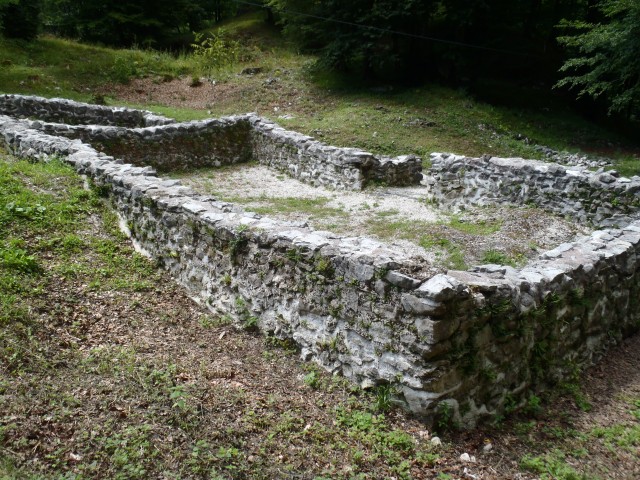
[191,30,240,74]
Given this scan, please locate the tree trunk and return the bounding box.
[265,6,274,24]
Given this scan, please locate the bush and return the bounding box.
[191,30,240,74]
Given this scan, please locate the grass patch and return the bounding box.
[446,215,501,235]
[249,197,347,220]
[419,235,467,270]
[520,450,592,480]
[610,155,640,178]
[0,36,198,100]
[591,424,640,451]
[481,249,517,267]
[0,242,41,273]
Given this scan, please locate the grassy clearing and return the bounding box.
[1,11,638,172]
[0,36,197,101]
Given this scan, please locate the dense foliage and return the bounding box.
[266,0,433,78]
[265,0,595,81]
[0,0,638,119]
[264,0,639,118]
[557,0,640,118]
[39,0,219,47]
[0,0,39,40]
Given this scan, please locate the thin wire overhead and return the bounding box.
[230,0,537,57]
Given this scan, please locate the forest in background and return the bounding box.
[1,3,640,479]
[0,0,638,127]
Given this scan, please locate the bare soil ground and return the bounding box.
[103,73,315,119]
[106,76,232,111]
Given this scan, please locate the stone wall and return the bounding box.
[248,116,423,189]
[25,116,255,171]
[0,94,173,127]
[0,95,422,190]
[2,98,640,427]
[427,153,640,228]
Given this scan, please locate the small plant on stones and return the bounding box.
[435,401,458,431]
[229,225,249,259]
[524,394,543,416]
[243,315,259,331]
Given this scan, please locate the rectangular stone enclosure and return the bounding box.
[2,94,639,427]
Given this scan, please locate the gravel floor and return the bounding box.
[169,164,591,270]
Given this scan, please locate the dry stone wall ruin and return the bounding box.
[2,95,421,190]
[1,94,639,427]
[427,153,640,228]
[0,93,173,127]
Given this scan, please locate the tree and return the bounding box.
[0,0,40,40]
[265,1,595,83]
[41,0,217,47]
[267,0,436,79]
[556,0,640,117]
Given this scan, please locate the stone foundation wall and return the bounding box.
[1,95,422,189]
[427,153,640,228]
[2,102,640,427]
[248,116,423,189]
[26,117,255,171]
[0,94,173,127]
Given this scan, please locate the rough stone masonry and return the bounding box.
[1,94,422,190]
[1,94,639,427]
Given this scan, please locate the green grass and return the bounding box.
[446,215,501,235]
[481,249,518,267]
[242,196,347,219]
[0,154,164,377]
[520,450,593,480]
[591,424,640,451]
[1,11,637,173]
[418,235,467,271]
[0,35,198,101]
[609,155,640,178]
[511,388,640,480]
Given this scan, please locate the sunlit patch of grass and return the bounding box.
[0,35,197,100]
[520,449,592,480]
[246,196,347,219]
[481,249,517,267]
[610,154,640,178]
[445,215,501,235]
